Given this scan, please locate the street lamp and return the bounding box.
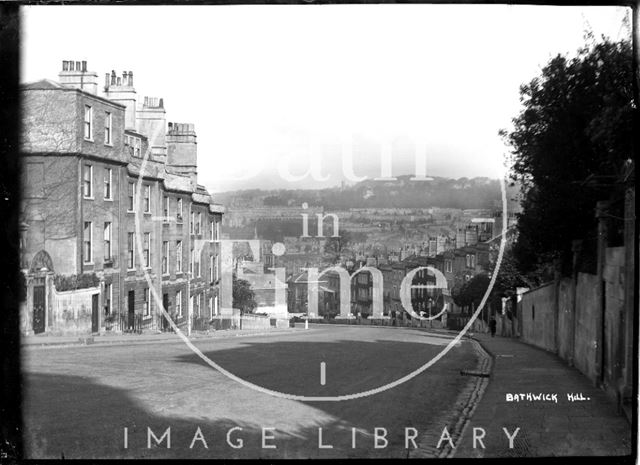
[304,302,309,330]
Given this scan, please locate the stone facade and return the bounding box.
[20,60,224,336]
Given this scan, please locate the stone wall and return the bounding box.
[520,267,612,385]
[572,272,599,382]
[602,247,626,393]
[520,282,556,352]
[557,278,574,362]
[50,286,100,335]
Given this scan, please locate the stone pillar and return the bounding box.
[567,239,583,367]
[622,186,635,407]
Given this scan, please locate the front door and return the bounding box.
[162,293,170,331]
[127,290,135,330]
[33,285,45,334]
[91,294,99,333]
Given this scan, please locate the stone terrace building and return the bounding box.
[20,60,224,336]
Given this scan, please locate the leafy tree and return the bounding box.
[500,36,633,276]
[453,274,491,314]
[232,274,257,314]
[491,246,539,292]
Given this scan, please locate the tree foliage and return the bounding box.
[232,274,257,314]
[452,273,491,310]
[501,36,633,276]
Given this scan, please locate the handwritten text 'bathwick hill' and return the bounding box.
[506,393,591,403]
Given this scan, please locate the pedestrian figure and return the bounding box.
[489,317,497,337]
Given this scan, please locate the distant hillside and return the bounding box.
[214,176,520,210]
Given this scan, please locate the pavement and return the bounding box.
[20,323,463,349]
[21,326,304,348]
[454,333,633,458]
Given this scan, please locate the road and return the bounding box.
[22,324,480,459]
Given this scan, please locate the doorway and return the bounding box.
[127,290,135,330]
[33,284,45,334]
[91,293,99,333]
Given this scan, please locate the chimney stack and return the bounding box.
[136,95,167,162]
[58,59,98,95]
[103,68,137,130]
[166,121,198,185]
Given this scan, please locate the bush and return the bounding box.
[53,273,100,292]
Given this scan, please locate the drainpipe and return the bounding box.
[187,198,192,337]
[595,200,609,386]
[552,257,562,354]
[118,165,123,331]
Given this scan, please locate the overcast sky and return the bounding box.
[21,5,630,193]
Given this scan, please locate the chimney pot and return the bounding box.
[117,77,122,86]
[128,71,133,86]
[105,73,110,90]
[62,60,68,71]
[82,61,87,72]
[159,98,164,108]
[75,61,81,71]
[69,61,74,71]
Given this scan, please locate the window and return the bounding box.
[177,198,183,222]
[445,260,452,273]
[143,288,150,317]
[143,185,151,213]
[163,196,169,219]
[125,135,141,158]
[83,221,92,263]
[104,111,112,145]
[210,221,214,241]
[212,256,219,280]
[195,248,201,277]
[213,296,219,316]
[143,232,150,268]
[194,294,200,317]
[83,164,93,198]
[127,232,135,269]
[127,182,135,211]
[162,241,169,274]
[103,222,112,260]
[190,211,195,234]
[104,283,112,316]
[196,212,202,235]
[190,246,194,275]
[84,105,92,140]
[176,290,183,317]
[209,296,213,317]
[104,168,112,200]
[176,240,183,273]
[215,220,220,240]
[209,255,214,282]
